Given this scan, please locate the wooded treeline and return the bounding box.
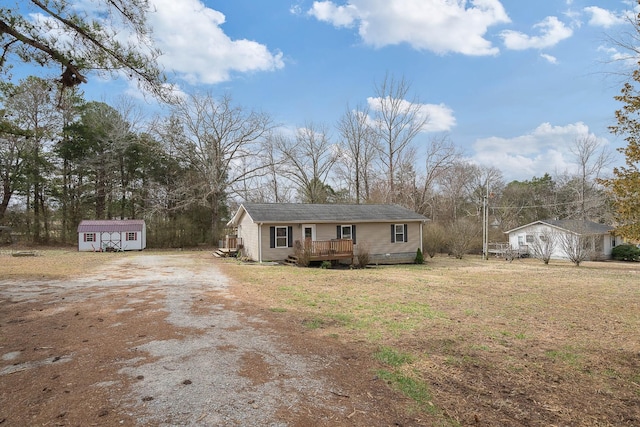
[0,75,613,250]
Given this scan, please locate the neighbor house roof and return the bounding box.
[505,219,614,235]
[228,203,428,226]
[77,220,145,233]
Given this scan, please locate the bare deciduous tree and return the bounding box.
[370,74,429,203]
[423,221,447,258]
[559,224,593,266]
[276,123,338,203]
[448,217,480,259]
[163,93,273,243]
[415,135,460,217]
[336,103,379,203]
[567,135,613,220]
[529,228,559,264]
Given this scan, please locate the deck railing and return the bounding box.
[222,235,242,250]
[302,239,354,258]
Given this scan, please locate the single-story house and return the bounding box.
[77,220,146,252]
[505,219,617,261]
[226,203,428,264]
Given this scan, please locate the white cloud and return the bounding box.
[540,53,558,64]
[308,1,358,27]
[584,6,628,28]
[501,16,573,50]
[366,97,456,132]
[148,0,284,85]
[307,0,511,56]
[472,122,609,181]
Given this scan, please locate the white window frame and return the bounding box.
[394,224,404,243]
[275,226,288,248]
[341,225,352,240]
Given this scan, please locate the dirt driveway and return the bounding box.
[0,253,420,426]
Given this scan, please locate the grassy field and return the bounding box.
[220,255,640,426]
[2,249,639,425]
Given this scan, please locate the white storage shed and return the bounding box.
[77,220,146,252]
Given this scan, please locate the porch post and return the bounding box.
[258,223,263,263]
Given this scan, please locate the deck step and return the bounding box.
[213,249,238,258]
[284,255,299,266]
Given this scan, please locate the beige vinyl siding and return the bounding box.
[353,222,420,263]
[239,220,422,263]
[237,211,261,261]
[259,224,301,261]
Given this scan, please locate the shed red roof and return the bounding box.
[77,220,145,233]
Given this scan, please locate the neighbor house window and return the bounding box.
[526,234,534,243]
[126,232,137,241]
[341,225,352,240]
[84,233,96,242]
[275,226,288,248]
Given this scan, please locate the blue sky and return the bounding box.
[12,0,640,182]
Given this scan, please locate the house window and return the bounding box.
[526,235,534,243]
[275,226,288,248]
[391,224,407,243]
[84,233,96,242]
[126,232,137,241]
[336,224,356,244]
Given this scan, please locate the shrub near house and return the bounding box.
[611,244,640,262]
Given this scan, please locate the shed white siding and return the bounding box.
[77,220,146,252]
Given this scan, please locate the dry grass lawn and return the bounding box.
[220,255,640,426]
[2,249,638,426]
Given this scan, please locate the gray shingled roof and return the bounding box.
[542,219,614,234]
[233,203,428,224]
[506,219,614,235]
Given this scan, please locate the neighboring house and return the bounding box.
[226,203,428,264]
[505,219,617,261]
[77,220,146,252]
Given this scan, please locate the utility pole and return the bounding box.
[482,179,489,261]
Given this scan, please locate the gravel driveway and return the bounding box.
[0,254,415,426]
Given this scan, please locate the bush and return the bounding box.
[320,260,332,269]
[355,243,371,268]
[611,244,640,262]
[415,248,424,264]
[294,240,311,267]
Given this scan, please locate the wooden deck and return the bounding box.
[214,235,243,258]
[305,239,354,260]
[286,239,354,265]
[487,243,529,258]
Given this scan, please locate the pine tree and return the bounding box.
[606,66,640,241]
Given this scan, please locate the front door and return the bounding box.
[302,224,316,242]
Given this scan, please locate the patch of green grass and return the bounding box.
[387,301,441,318]
[470,344,489,351]
[374,346,414,367]
[327,312,353,326]
[302,317,324,330]
[377,369,436,414]
[545,346,582,367]
[269,307,287,313]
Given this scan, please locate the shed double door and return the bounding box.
[100,232,122,251]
